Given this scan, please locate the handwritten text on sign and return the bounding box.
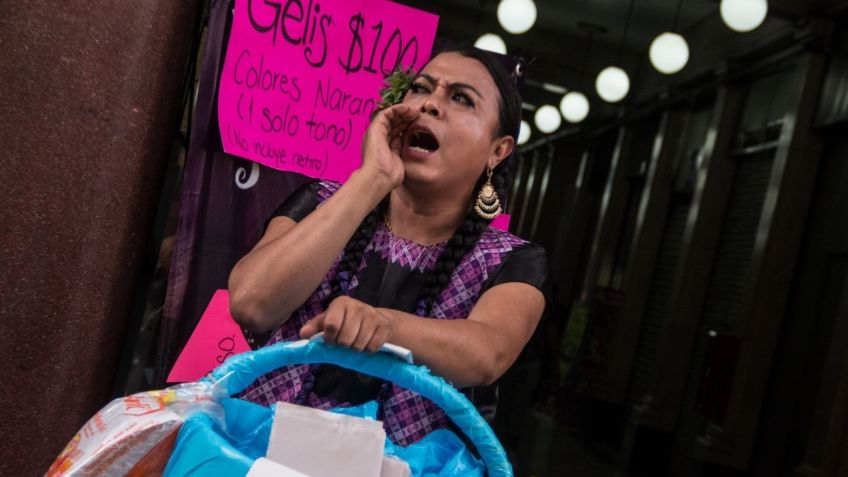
[218,0,439,182]
[167,290,251,383]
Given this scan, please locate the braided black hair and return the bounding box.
[325,197,389,305]
[328,45,523,314]
[416,160,513,315]
[414,45,522,314]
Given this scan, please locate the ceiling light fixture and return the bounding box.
[561,92,590,123]
[474,33,507,54]
[720,0,768,33]
[497,0,537,35]
[560,22,602,124]
[649,0,689,74]
[596,66,630,103]
[649,33,689,74]
[542,82,567,94]
[518,120,531,145]
[596,0,634,103]
[534,104,561,134]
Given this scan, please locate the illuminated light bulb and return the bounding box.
[649,32,689,74]
[595,66,630,103]
[534,105,561,134]
[560,91,590,123]
[474,33,507,54]
[720,0,768,33]
[518,120,531,145]
[497,0,537,35]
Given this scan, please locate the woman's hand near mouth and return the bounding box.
[230,105,418,333]
[361,104,419,194]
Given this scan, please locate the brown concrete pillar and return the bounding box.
[0,1,201,474]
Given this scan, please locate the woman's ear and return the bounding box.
[487,135,515,170]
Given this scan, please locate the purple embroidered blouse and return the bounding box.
[241,180,548,446]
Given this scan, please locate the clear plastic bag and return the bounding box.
[45,382,223,477]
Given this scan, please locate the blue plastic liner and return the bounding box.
[164,398,484,476]
[164,339,510,476]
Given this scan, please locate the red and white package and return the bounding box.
[46,383,220,477]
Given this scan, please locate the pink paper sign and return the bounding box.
[167,289,251,383]
[218,0,439,182]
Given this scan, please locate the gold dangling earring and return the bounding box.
[474,168,502,220]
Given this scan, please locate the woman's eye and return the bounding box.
[452,92,474,106]
[409,83,429,94]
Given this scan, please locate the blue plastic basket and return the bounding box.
[165,339,512,476]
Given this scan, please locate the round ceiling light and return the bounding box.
[720,0,768,33]
[474,33,507,55]
[560,91,590,123]
[497,0,537,35]
[649,32,689,74]
[595,66,630,103]
[518,120,531,145]
[534,105,561,134]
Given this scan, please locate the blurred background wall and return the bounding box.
[0,0,202,474]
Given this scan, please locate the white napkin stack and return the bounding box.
[244,401,411,477]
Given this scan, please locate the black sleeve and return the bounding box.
[481,243,552,304]
[269,180,321,223]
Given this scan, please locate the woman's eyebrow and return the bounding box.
[417,73,484,100]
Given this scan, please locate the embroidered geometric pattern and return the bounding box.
[313,180,341,201]
[380,387,449,445]
[240,181,528,445]
[431,228,526,319]
[370,227,446,272]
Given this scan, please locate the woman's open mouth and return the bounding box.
[408,129,440,154]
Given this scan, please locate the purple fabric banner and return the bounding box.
[156,0,313,384]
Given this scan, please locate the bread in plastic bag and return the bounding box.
[46,382,224,477]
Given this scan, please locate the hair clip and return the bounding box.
[511,51,536,82]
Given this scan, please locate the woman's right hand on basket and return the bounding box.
[300,296,395,353]
[360,104,419,192]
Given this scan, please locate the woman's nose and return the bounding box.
[419,99,441,118]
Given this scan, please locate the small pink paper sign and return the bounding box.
[167,289,251,383]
